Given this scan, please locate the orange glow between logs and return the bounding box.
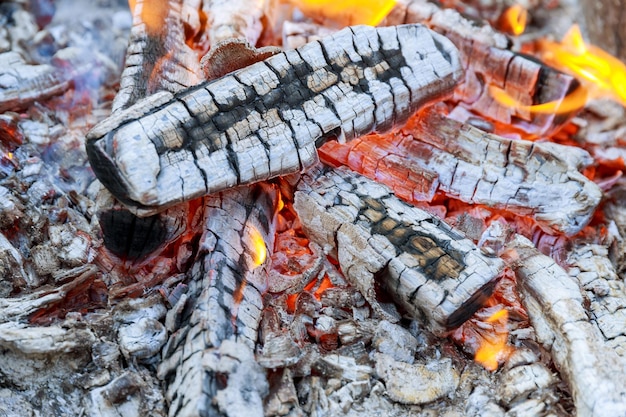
[249,226,267,267]
[538,25,626,107]
[500,5,527,36]
[474,308,513,371]
[287,0,397,26]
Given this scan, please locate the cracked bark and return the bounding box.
[86,24,463,215]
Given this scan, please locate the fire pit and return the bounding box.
[1,0,626,416]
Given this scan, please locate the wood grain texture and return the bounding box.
[294,166,505,335]
[86,24,463,215]
[503,235,626,417]
[158,184,277,417]
[320,109,602,235]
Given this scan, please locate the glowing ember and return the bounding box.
[287,0,396,26]
[499,5,527,36]
[538,25,626,106]
[249,225,267,267]
[474,308,514,371]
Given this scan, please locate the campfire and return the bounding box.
[1,0,626,416]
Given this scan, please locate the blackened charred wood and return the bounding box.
[86,24,463,215]
[320,109,602,235]
[293,167,505,335]
[382,0,581,136]
[158,184,278,417]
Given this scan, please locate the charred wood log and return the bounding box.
[320,108,602,235]
[86,24,463,215]
[158,184,278,417]
[383,0,582,137]
[502,234,626,417]
[294,166,505,335]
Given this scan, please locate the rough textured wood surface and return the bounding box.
[382,0,581,137]
[86,24,463,215]
[112,0,202,112]
[503,235,626,417]
[294,166,505,335]
[320,109,602,235]
[158,185,277,417]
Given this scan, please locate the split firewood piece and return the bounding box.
[112,0,202,112]
[293,166,505,336]
[201,0,267,47]
[501,234,626,417]
[86,24,463,215]
[382,0,582,137]
[158,183,278,417]
[320,109,602,236]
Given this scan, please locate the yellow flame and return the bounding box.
[489,85,588,114]
[501,5,527,36]
[249,226,267,267]
[538,24,626,106]
[6,152,13,160]
[475,308,512,371]
[288,0,397,26]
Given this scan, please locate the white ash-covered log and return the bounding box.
[321,107,602,235]
[294,166,505,335]
[85,24,463,214]
[158,184,278,417]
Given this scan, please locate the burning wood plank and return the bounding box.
[501,234,626,417]
[86,24,463,214]
[158,184,277,417]
[113,0,202,112]
[383,0,582,136]
[320,109,603,235]
[294,166,505,335]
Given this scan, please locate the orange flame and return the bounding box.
[249,226,267,267]
[538,24,626,106]
[489,85,588,115]
[287,0,397,26]
[499,5,527,36]
[474,308,513,371]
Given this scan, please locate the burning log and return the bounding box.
[158,184,278,417]
[112,0,202,112]
[85,24,463,214]
[320,108,603,235]
[382,0,582,137]
[500,234,626,417]
[294,166,505,335]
